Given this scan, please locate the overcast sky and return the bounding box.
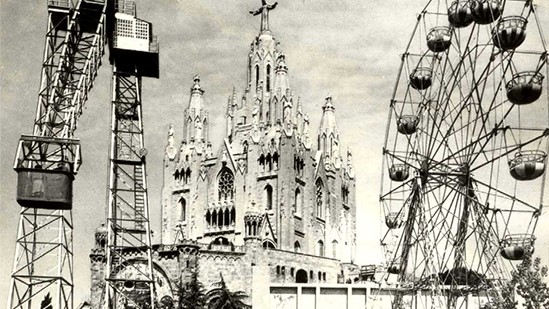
[1,0,548,304]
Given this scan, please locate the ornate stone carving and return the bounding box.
[199,162,207,180]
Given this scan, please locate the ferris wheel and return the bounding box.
[376,0,548,308]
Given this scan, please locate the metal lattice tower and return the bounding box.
[9,1,107,309]
[103,2,159,308]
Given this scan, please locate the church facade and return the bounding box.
[90,2,358,307]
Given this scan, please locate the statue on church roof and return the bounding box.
[249,0,278,33]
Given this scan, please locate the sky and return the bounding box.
[1,0,548,305]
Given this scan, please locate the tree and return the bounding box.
[511,252,549,309]
[206,273,251,309]
[178,269,206,309]
[40,293,52,309]
[483,252,549,309]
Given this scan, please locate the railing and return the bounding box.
[115,0,136,16]
[48,0,70,8]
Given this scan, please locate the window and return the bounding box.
[224,209,230,226]
[135,20,149,40]
[255,65,260,89]
[266,64,271,92]
[259,154,265,171]
[217,210,223,227]
[263,241,275,249]
[206,211,211,227]
[317,240,324,257]
[332,240,338,259]
[294,241,301,253]
[264,185,273,210]
[294,155,304,176]
[274,100,277,122]
[317,135,321,151]
[266,153,272,171]
[316,179,324,218]
[273,152,279,170]
[207,207,234,229]
[294,188,302,216]
[180,198,186,222]
[218,168,234,201]
[342,185,349,205]
[185,168,191,184]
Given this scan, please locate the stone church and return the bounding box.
[90,2,357,307]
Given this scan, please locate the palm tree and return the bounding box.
[206,273,251,309]
[40,293,52,309]
[178,269,207,309]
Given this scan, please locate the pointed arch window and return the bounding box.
[218,168,234,201]
[263,240,275,249]
[259,154,266,171]
[273,152,279,170]
[266,153,272,171]
[294,241,301,253]
[224,209,230,227]
[316,179,324,218]
[332,240,338,259]
[274,100,278,123]
[294,188,302,216]
[266,64,271,92]
[317,240,324,257]
[264,185,273,210]
[217,210,223,227]
[211,210,217,226]
[318,135,321,151]
[206,210,211,227]
[203,119,208,141]
[255,65,260,89]
[230,207,236,225]
[180,198,186,222]
[185,168,191,184]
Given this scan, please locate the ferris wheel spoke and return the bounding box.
[473,177,540,213]
[470,131,548,173]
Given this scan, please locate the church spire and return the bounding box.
[318,95,341,169]
[183,75,209,147]
[249,0,278,33]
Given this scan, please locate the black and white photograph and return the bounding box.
[1,0,548,308]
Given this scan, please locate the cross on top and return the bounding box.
[249,0,278,33]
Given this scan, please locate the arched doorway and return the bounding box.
[295,269,308,283]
